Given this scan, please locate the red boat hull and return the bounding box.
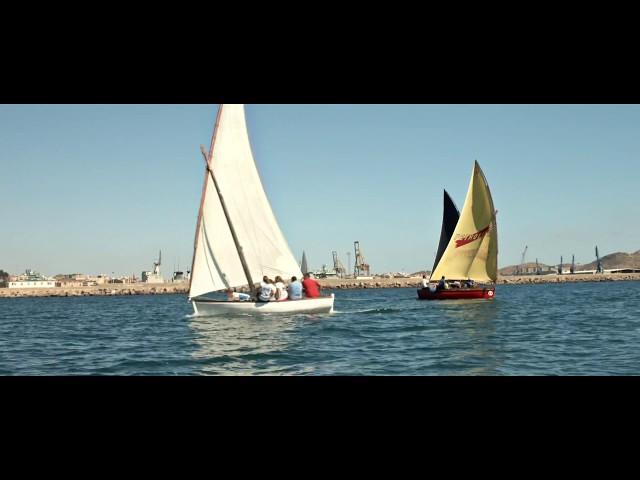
[417,287,496,300]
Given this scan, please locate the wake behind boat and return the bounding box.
[418,161,498,301]
[188,104,335,316]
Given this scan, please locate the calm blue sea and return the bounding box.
[1,282,639,375]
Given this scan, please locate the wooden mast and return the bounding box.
[199,144,257,297]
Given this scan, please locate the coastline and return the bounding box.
[2,273,640,299]
[0,282,189,298]
[317,273,640,290]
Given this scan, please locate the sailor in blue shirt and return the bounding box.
[288,276,303,300]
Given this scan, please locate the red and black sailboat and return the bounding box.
[418,161,498,300]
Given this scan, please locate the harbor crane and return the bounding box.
[353,241,371,277]
[332,251,346,278]
[517,246,528,274]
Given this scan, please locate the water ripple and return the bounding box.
[1,282,640,375]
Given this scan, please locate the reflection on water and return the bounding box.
[438,298,499,323]
[189,315,299,375]
[434,299,504,375]
[187,294,507,376]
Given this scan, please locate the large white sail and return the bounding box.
[430,161,498,284]
[189,105,302,299]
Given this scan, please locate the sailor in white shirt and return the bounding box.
[274,276,289,301]
[258,277,276,302]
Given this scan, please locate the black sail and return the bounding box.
[431,190,461,275]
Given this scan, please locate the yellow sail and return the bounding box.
[430,161,498,284]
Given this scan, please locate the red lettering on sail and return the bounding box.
[455,225,491,248]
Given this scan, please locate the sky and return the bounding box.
[1,104,639,277]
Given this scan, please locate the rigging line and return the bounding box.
[189,105,224,294]
[201,145,257,297]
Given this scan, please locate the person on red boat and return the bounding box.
[437,276,448,291]
[302,273,321,298]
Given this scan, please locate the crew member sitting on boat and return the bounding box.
[258,276,276,302]
[437,276,448,291]
[274,276,289,302]
[288,276,303,300]
[226,288,251,302]
[302,273,322,298]
[422,275,429,289]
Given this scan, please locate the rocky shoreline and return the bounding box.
[497,273,640,284]
[1,273,639,299]
[0,283,189,298]
[317,273,640,290]
[318,273,640,290]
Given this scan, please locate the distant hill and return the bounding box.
[500,250,640,274]
[581,251,640,270]
[410,271,430,277]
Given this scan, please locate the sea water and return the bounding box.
[1,281,639,375]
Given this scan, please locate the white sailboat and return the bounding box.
[189,104,335,316]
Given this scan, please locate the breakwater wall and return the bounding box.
[0,283,189,298]
[318,273,640,290]
[498,273,640,285]
[2,273,639,299]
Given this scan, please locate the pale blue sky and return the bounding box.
[1,104,639,277]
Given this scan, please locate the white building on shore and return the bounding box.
[142,251,164,284]
[9,269,56,289]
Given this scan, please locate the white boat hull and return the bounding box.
[192,294,335,317]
